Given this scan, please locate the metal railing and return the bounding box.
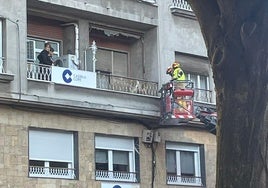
[171,0,192,11]
[167,174,203,186]
[194,88,212,103]
[27,62,52,81]
[26,63,159,97]
[97,72,159,96]
[29,166,75,179]
[95,170,138,182]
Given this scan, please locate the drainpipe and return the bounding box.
[141,36,145,79]
[61,23,79,60]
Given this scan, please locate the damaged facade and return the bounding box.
[0,0,216,187]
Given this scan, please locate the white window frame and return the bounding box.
[28,129,75,179]
[186,73,209,90]
[166,142,203,186]
[0,19,3,73]
[95,135,137,182]
[27,37,60,63]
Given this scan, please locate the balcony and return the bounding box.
[27,63,158,97]
[167,174,203,186]
[95,170,138,182]
[29,166,75,179]
[26,62,160,121]
[0,57,15,82]
[170,0,195,17]
[97,72,158,96]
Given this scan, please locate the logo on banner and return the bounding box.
[62,69,72,83]
[113,186,121,188]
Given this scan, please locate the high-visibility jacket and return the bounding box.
[172,68,185,81]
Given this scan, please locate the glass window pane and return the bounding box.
[200,75,208,89]
[50,161,68,168]
[166,150,176,174]
[95,149,108,170]
[29,160,45,167]
[96,149,108,163]
[190,74,197,88]
[180,151,195,176]
[113,151,129,172]
[36,40,45,50]
[113,151,128,165]
[27,41,34,60]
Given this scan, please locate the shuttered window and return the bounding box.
[29,129,73,162]
[166,142,205,186]
[95,48,128,77]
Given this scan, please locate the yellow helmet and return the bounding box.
[172,61,180,69]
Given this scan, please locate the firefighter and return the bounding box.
[172,61,185,89]
[172,61,185,81]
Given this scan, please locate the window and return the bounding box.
[95,135,139,182]
[28,129,77,179]
[186,73,212,103]
[166,142,205,186]
[27,37,60,63]
[96,48,128,77]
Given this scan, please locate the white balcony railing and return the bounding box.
[29,166,75,179]
[170,0,192,12]
[96,170,138,182]
[167,175,202,186]
[194,88,213,103]
[27,62,51,81]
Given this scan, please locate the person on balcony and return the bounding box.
[37,42,53,81]
[37,42,53,66]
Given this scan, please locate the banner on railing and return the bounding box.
[101,182,140,188]
[52,67,96,88]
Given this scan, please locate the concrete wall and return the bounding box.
[144,28,158,82]
[129,39,143,79]
[157,0,207,84]
[0,105,216,188]
[33,0,157,29]
[0,0,27,95]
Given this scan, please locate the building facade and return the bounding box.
[0,0,216,188]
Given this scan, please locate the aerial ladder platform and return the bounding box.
[159,80,217,135]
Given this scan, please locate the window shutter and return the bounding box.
[113,51,128,76]
[29,129,73,162]
[95,135,134,151]
[96,48,112,72]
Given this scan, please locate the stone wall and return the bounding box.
[0,105,216,188]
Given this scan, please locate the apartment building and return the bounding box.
[0,0,216,188]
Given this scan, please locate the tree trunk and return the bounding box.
[187,1,268,187]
